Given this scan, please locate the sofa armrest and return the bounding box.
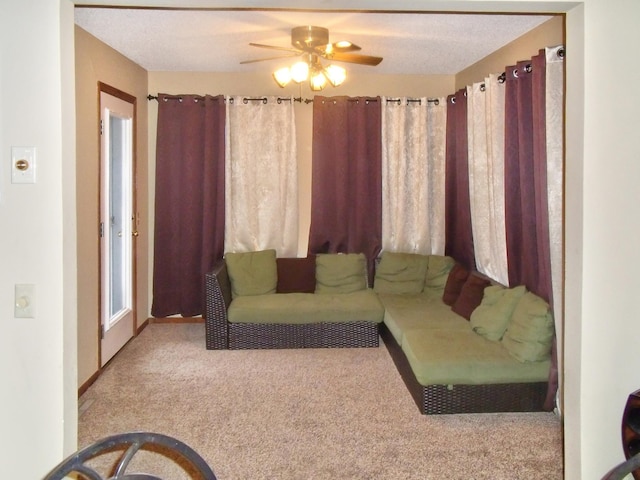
[205,260,231,349]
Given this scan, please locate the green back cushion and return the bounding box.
[315,253,367,294]
[424,255,456,292]
[501,291,555,362]
[225,249,278,298]
[470,285,527,341]
[373,252,429,294]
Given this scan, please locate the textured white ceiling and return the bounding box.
[74,8,553,75]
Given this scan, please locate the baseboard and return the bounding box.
[78,370,101,397]
[149,316,205,324]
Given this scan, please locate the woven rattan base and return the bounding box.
[228,321,379,349]
[380,323,548,415]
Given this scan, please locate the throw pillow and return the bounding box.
[501,291,555,363]
[373,251,429,294]
[451,273,491,320]
[442,263,469,306]
[424,255,456,292]
[470,285,527,341]
[276,256,316,293]
[315,253,367,294]
[225,249,278,298]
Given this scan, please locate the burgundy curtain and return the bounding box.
[504,54,552,304]
[308,96,382,282]
[504,52,556,411]
[152,94,226,317]
[444,89,475,270]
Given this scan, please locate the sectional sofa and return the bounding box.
[204,249,554,414]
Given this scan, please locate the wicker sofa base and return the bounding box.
[380,323,548,415]
[226,321,379,350]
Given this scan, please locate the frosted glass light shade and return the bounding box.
[290,61,309,83]
[324,65,346,87]
[273,67,292,87]
[309,71,327,91]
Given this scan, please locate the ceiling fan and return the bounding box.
[241,26,383,90]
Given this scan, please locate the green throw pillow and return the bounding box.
[501,291,555,362]
[315,253,367,294]
[470,285,527,341]
[424,255,456,292]
[373,252,429,294]
[225,249,278,298]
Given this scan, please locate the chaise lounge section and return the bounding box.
[373,252,553,414]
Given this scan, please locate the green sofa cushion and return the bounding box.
[401,328,551,386]
[470,285,527,341]
[225,249,277,298]
[228,290,384,324]
[424,255,456,293]
[315,253,367,294]
[502,291,555,363]
[373,252,429,294]
[378,293,470,346]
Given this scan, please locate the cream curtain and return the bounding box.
[224,96,298,256]
[467,75,509,286]
[545,45,565,411]
[381,97,430,253]
[427,98,448,255]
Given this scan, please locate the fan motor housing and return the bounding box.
[291,26,329,50]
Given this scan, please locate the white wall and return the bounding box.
[0,0,77,477]
[3,1,640,479]
[566,1,640,477]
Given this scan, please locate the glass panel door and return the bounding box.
[100,88,135,366]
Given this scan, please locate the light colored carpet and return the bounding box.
[78,323,563,479]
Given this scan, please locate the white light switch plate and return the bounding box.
[11,146,36,184]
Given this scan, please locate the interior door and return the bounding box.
[99,86,137,366]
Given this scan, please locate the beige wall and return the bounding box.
[456,15,564,90]
[75,26,149,387]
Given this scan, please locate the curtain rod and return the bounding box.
[147,94,314,104]
[386,98,441,105]
[148,94,441,106]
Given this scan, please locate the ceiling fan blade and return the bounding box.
[240,53,301,65]
[249,43,301,54]
[328,52,383,66]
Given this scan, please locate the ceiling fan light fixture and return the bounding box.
[324,64,346,87]
[290,61,309,83]
[273,67,292,87]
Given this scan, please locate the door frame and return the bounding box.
[98,81,138,366]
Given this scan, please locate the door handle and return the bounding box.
[132,231,139,237]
